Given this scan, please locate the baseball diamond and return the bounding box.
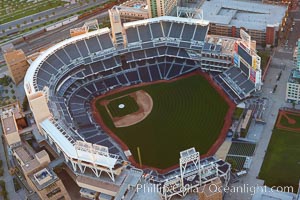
[92,73,232,169]
[259,109,300,192]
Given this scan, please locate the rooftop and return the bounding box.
[35,150,48,160]
[206,35,240,55]
[30,168,59,190]
[1,115,17,134]
[3,49,27,65]
[288,69,300,84]
[17,147,50,174]
[114,5,149,14]
[14,146,33,164]
[0,102,23,119]
[120,0,148,10]
[199,0,287,31]
[22,157,41,174]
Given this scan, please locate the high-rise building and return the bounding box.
[13,148,71,200]
[286,39,300,104]
[3,48,29,85]
[0,102,27,148]
[147,0,177,17]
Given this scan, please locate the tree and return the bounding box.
[22,96,28,111]
[31,18,34,23]
[292,101,296,109]
[0,75,9,86]
[16,24,20,29]
[227,158,238,172]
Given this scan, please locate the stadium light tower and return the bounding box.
[160,148,202,199]
[296,180,300,200]
[179,148,201,195]
[176,7,203,20]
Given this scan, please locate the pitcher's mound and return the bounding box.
[102,90,153,127]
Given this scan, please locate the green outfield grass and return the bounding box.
[107,95,139,117]
[259,128,300,192]
[95,75,229,169]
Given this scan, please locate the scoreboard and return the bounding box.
[238,44,252,66]
[234,29,262,90]
[235,42,261,86]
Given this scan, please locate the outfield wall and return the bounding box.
[91,70,236,173]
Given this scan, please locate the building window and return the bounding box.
[46,188,61,198]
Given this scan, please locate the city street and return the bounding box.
[224,6,300,199]
[0,126,26,200]
[0,0,107,37]
[14,11,109,55]
[0,10,109,72]
[224,46,295,200]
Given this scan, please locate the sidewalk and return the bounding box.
[224,48,294,200]
[0,126,18,199]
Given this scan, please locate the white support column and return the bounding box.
[55,143,61,154]
[90,167,100,177]
[49,137,53,145]
[71,160,77,172]
[78,162,84,173]
[63,153,69,163]
[108,168,115,182]
[82,165,87,173]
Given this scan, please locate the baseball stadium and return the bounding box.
[23,8,261,199]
